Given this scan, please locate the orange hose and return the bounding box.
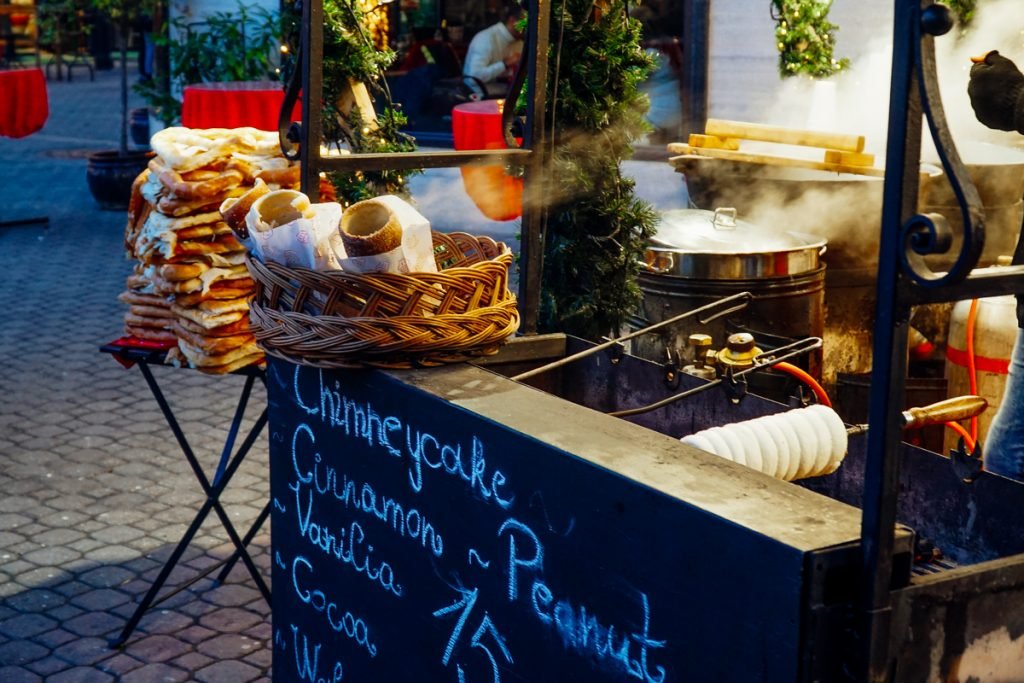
[945,420,977,453]
[966,299,980,441]
[774,362,832,407]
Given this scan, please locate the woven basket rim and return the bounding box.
[246,231,519,368]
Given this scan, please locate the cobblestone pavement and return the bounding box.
[0,64,273,682]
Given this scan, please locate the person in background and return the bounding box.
[967,50,1024,478]
[462,2,524,98]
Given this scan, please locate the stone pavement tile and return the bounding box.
[0,666,41,682]
[197,608,264,635]
[0,639,49,666]
[5,589,67,617]
[83,544,139,564]
[67,540,104,557]
[52,580,92,600]
[134,610,194,636]
[170,651,214,673]
[34,627,77,650]
[242,646,273,670]
[50,637,116,667]
[25,652,72,677]
[123,634,191,664]
[47,667,116,682]
[35,528,86,546]
[95,652,145,678]
[70,588,131,612]
[196,632,263,660]
[21,546,82,567]
[203,583,261,608]
[175,624,217,644]
[119,662,191,683]
[195,659,263,682]
[61,610,123,638]
[0,513,33,530]
[0,613,59,639]
[78,565,135,589]
[243,621,271,642]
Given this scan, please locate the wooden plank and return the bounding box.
[669,147,887,177]
[705,119,866,153]
[687,133,740,150]
[823,149,875,167]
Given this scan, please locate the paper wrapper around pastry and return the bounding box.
[241,191,437,275]
[243,190,346,271]
[337,195,437,274]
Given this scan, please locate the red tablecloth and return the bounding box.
[0,68,48,139]
[451,100,523,221]
[452,99,507,151]
[181,81,300,132]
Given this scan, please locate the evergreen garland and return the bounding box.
[770,0,849,78]
[283,0,418,204]
[946,0,976,30]
[538,0,658,340]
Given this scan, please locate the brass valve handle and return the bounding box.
[901,395,988,430]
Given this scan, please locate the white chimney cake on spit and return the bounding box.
[681,404,848,482]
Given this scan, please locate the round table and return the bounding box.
[181,81,300,132]
[0,68,48,139]
[451,99,523,221]
[452,99,508,150]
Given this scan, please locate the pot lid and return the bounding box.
[652,207,824,253]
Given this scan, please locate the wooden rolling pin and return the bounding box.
[704,118,866,153]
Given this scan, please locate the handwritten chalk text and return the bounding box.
[499,519,667,683]
[292,555,378,658]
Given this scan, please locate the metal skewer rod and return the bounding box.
[608,336,823,418]
[510,291,753,382]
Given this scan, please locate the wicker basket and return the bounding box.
[246,232,520,368]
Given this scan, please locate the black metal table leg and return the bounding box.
[111,361,270,648]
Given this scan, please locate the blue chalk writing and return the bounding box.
[405,429,514,508]
[291,365,515,509]
[499,519,667,683]
[433,586,478,666]
[292,481,403,597]
[291,422,444,558]
[290,624,344,683]
[275,551,287,570]
[467,549,490,569]
[275,628,286,650]
[468,614,513,683]
[274,497,287,513]
[291,624,321,681]
[433,586,513,683]
[497,519,542,602]
[292,555,378,658]
[294,367,402,457]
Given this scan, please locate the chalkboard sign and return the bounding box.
[265,358,869,682]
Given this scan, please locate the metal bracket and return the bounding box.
[950,437,985,484]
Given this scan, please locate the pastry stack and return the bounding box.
[121,127,303,374]
[120,170,178,344]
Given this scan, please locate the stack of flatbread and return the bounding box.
[121,170,177,344]
[121,127,307,374]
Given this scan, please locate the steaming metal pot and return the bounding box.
[633,207,827,379]
[643,207,827,278]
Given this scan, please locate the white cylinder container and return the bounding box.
[944,295,1017,455]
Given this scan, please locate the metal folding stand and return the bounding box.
[100,344,271,648]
